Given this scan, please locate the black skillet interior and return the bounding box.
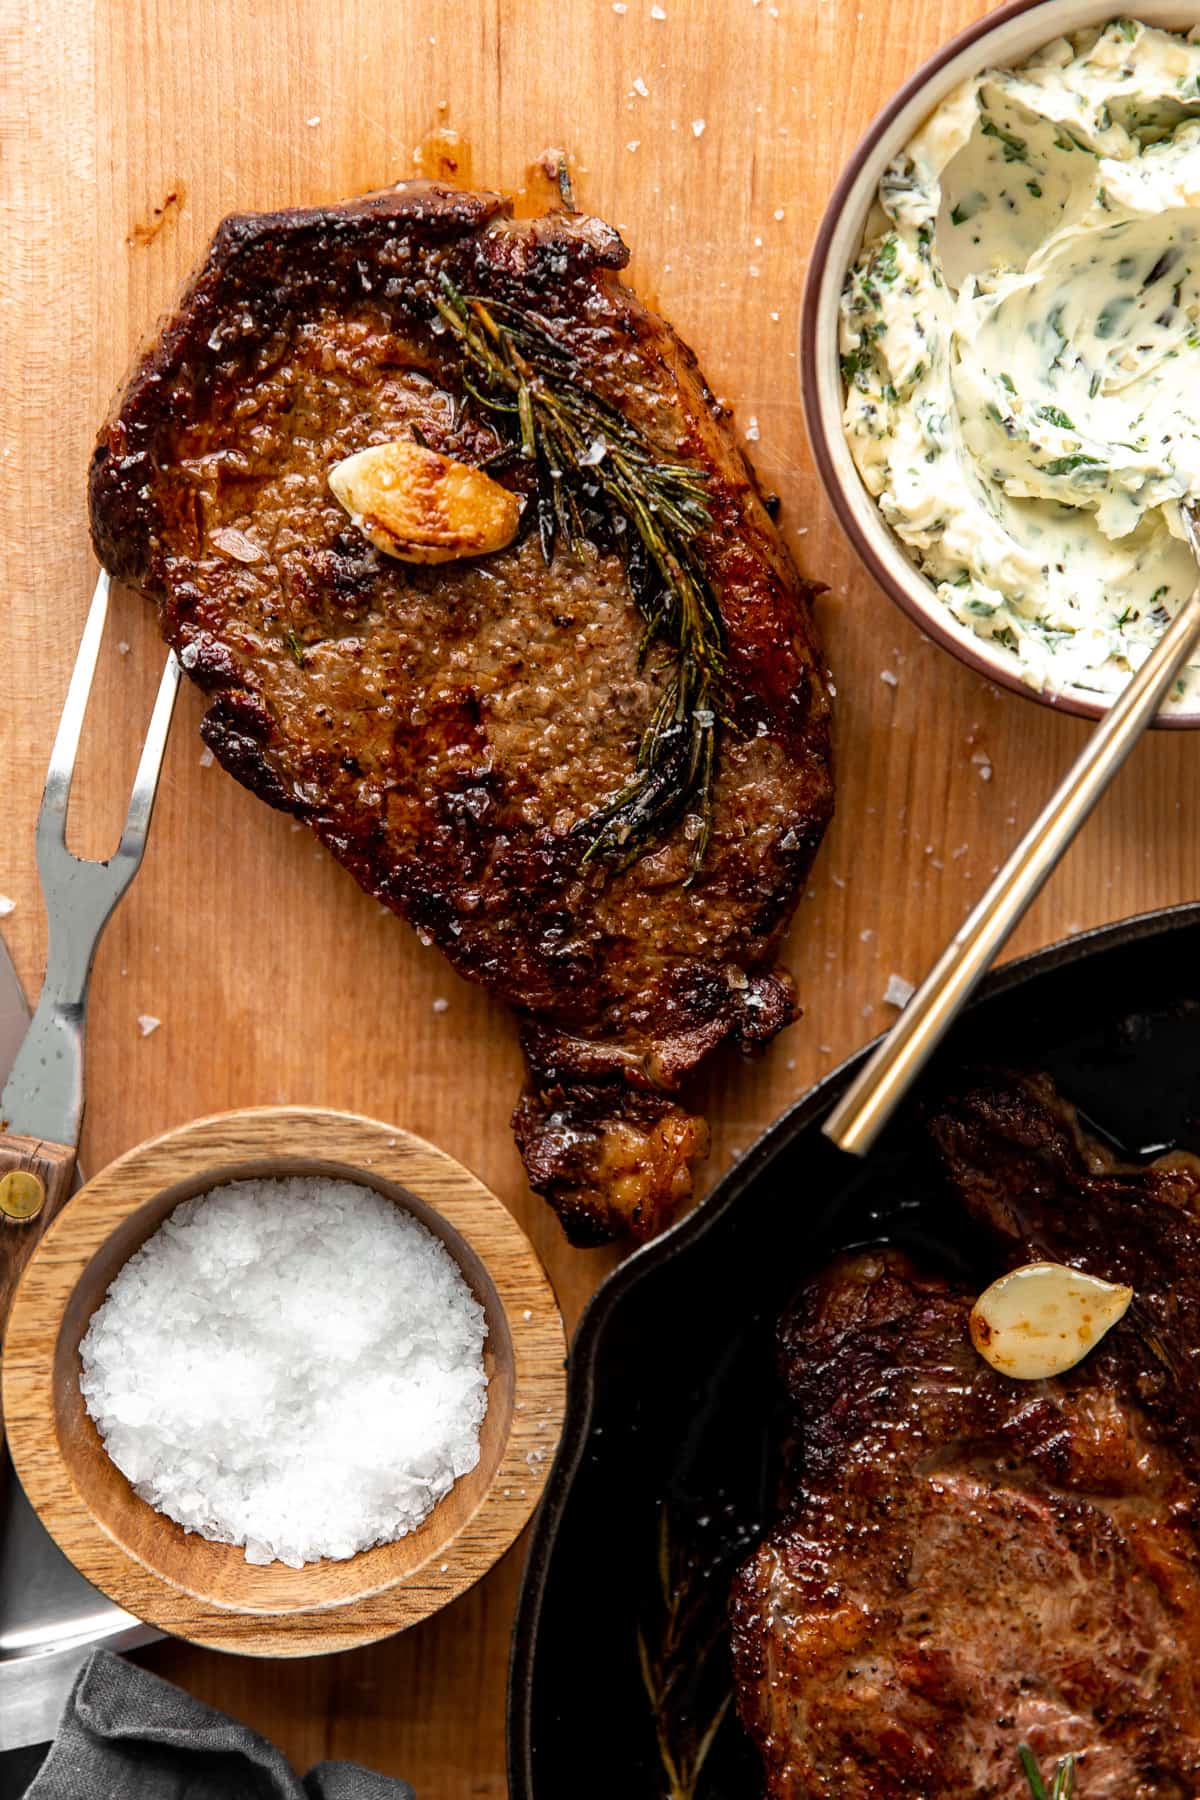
[508,904,1200,1800]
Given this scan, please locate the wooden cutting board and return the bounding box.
[3,0,1197,1791]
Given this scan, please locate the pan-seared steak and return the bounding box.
[731,1074,1200,1796]
[88,182,834,1244]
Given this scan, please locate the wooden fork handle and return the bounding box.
[0,1133,78,1342]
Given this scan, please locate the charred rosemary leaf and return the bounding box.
[435,274,725,878]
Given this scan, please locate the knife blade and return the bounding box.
[0,933,159,1754]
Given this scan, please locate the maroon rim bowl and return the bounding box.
[800,0,1200,729]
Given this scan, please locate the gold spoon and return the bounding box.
[825,501,1200,1157]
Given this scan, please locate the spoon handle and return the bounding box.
[824,582,1200,1157]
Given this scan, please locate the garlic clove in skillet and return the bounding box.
[329,439,520,564]
[969,1262,1133,1381]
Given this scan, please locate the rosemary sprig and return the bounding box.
[1019,1744,1076,1798]
[434,274,726,878]
[637,1507,734,1800]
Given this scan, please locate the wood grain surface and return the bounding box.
[1,0,1196,1789]
[4,1109,565,1656]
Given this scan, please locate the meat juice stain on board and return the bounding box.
[410,130,600,230]
[126,184,187,249]
[410,128,475,187]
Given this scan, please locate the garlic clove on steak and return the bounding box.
[328,439,520,564]
[969,1262,1133,1381]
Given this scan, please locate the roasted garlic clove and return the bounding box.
[328,439,520,564]
[969,1261,1133,1381]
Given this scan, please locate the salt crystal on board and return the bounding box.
[884,975,915,1009]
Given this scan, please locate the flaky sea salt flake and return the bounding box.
[884,975,915,1009]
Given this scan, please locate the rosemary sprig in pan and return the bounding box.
[1019,1744,1076,1798]
[637,1507,734,1800]
[434,274,726,878]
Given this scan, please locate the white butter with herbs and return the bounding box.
[842,18,1200,704]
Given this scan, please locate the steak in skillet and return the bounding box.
[88,182,834,1245]
[730,1073,1200,1797]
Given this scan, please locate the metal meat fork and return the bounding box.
[0,572,179,1334]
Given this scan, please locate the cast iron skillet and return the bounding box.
[508,903,1200,1799]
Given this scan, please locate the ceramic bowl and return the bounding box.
[801,0,1200,727]
[2,1107,566,1657]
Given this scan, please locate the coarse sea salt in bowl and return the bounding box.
[1,1108,566,1657]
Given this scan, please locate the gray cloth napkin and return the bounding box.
[26,1649,415,1800]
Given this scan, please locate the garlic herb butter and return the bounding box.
[842,18,1200,704]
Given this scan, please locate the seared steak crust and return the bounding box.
[88,182,834,1242]
[731,1074,1200,1797]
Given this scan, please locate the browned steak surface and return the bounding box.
[88,182,833,1244]
[731,1074,1200,1797]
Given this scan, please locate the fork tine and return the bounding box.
[115,651,182,863]
[36,571,112,854]
[7,572,180,1150]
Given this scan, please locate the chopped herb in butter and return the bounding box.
[841,18,1200,704]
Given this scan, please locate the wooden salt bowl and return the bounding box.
[2,1108,566,1657]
